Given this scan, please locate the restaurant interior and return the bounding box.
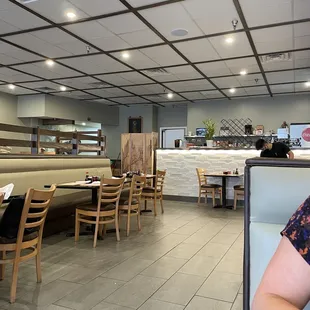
[0,0,310,309]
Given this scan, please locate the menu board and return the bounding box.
[290,123,310,147]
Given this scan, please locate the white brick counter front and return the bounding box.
[156,149,310,200]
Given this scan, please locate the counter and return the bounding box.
[156,149,310,200]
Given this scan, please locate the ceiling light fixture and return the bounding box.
[167,92,174,99]
[60,86,67,91]
[121,52,130,59]
[225,37,234,44]
[45,59,55,67]
[8,84,15,90]
[81,122,86,126]
[240,70,247,76]
[171,28,189,37]
[229,88,236,94]
[305,82,310,87]
[66,11,76,19]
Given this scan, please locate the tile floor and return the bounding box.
[0,200,244,310]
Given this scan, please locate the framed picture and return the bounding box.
[129,117,143,133]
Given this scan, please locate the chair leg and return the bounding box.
[137,205,142,231]
[205,193,207,204]
[35,248,42,283]
[198,189,201,204]
[144,199,147,210]
[126,210,131,237]
[234,192,237,211]
[75,210,80,242]
[0,251,5,281]
[93,220,99,248]
[212,190,216,207]
[220,189,223,205]
[160,196,164,214]
[153,198,157,216]
[115,215,120,242]
[10,261,19,304]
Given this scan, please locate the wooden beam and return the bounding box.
[0,138,31,148]
[0,123,33,134]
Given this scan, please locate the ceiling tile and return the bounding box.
[0,84,39,95]
[295,82,310,92]
[244,86,269,95]
[140,45,187,66]
[266,71,294,83]
[199,90,225,99]
[262,59,294,71]
[209,33,253,58]
[122,84,163,95]
[270,84,295,93]
[0,67,39,82]
[112,97,151,104]
[0,20,19,35]
[223,88,247,97]
[60,91,97,100]
[164,79,214,92]
[143,94,184,102]
[89,36,131,51]
[196,61,231,77]
[294,0,310,20]
[140,2,203,41]
[59,54,130,74]
[251,25,293,54]
[174,39,220,62]
[181,92,205,100]
[236,73,265,86]
[87,88,131,97]
[18,81,69,93]
[120,29,163,47]
[91,98,116,105]
[112,49,158,69]
[165,65,203,80]
[294,68,310,82]
[182,0,242,35]
[97,71,153,85]
[239,0,292,27]
[126,0,167,6]
[54,76,108,89]
[225,57,260,74]
[211,76,242,88]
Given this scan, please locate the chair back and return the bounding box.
[16,185,56,249]
[97,177,125,211]
[0,192,4,206]
[196,168,207,187]
[155,170,166,193]
[129,175,146,205]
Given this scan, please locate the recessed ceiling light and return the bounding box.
[60,86,67,91]
[225,37,234,44]
[81,122,86,126]
[121,52,130,59]
[305,81,310,87]
[66,11,76,19]
[167,92,174,99]
[171,28,189,37]
[229,88,236,93]
[8,84,15,90]
[240,70,247,76]
[45,59,55,67]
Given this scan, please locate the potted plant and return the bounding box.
[203,119,215,148]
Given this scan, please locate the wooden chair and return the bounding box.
[142,170,166,216]
[196,168,222,207]
[234,185,244,210]
[0,185,56,303]
[0,193,4,206]
[119,175,146,236]
[75,177,125,248]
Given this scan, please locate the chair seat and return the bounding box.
[0,231,38,245]
[119,198,139,206]
[77,203,116,212]
[202,184,222,189]
[234,185,244,190]
[142,187,161,193]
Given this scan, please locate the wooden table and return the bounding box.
[204,173,243,209]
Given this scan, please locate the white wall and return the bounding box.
[187,94,310,134]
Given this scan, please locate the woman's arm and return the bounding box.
[288,150,294,159]
[253,236,310,310]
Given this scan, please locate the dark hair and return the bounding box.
[255,138,266,150]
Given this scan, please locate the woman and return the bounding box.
[253,196,310,309]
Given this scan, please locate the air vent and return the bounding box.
[88,82,108,88]
[141,68,171,76]
[36,87,55,92]
[260,52,292,63]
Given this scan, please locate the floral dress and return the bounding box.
[281,196,310,263]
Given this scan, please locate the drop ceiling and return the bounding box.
[0,0,309,106]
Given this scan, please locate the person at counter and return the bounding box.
[255,139,294,159]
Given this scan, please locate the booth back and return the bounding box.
[244,158,310,310]
[0,156,112,207]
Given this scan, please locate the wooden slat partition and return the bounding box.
[0,122,106,156]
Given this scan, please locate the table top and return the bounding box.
[205,173,244,177]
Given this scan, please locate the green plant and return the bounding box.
[203,119,216,140]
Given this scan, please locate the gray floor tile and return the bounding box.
[92,302,131,310]
[231,294,243,310]
[182,232,213,246]
[165,243,202,260]
[196,242,230,259]
[141,256,188,279]
[210,233,239,245]
[153,272,205,306]
[184,296,232,310]
[102,258,154,281]
[56,277,124,310]
[173,225,201,236]
[215,257,243,275]
[60,265,102,284]
[105,275,165,309]
[197,271,242,303]
[179,255,220,277]
[139,299,184,310]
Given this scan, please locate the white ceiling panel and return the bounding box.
[95,74,134,86]
[295,82,310,92]
[18,80,70,92]
[88,36,131,51]
[143,94,184,102]
[97,71,153,85]
[165,65,203,80]
[140,46,187,66]
[0,1,48,30]
[262,59,294,71]
[294,0,310,20]
[112,49,158,69]
[0,67,39,82]
[52,76,104,89]
[122,84,163,95]
[112,97,151,104]
[211,76,241,88]
[182,92,205,100]
[126,0,167,6]
[239,0,292,27]
[266,71,295,83]
[294,68,310,82]
[91,98,117,105]
[244,86,269,95]
[199,90,225,99]
[271,84,295,93]
[225,57,260,75]
[252,25,293,54]
[60,91,97,100]
[182,0,242,35]
[87,88,131,97]
[236,74,264,86]
[0,84,38,95]
[196,61,231,77]
[209,33,253,58]
[59,54,129,74]
[141,2,203,41]
[0,20,19,35]
[174,39,220,62]
[164,80,214,92]
[120,29,163,47]
[223,88,247,97]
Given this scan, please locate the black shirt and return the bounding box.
[260,142,290,158]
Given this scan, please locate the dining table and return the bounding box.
[204,172,244,209]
